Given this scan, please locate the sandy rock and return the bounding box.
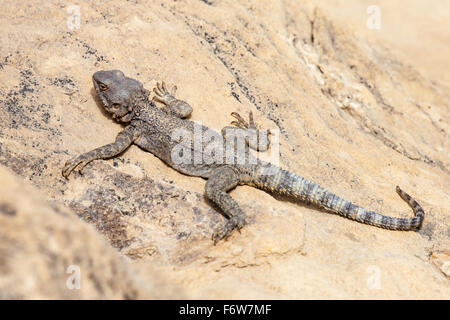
[0,166,182,299]
[0,0,448,298]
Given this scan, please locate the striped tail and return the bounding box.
[250,165,424,230]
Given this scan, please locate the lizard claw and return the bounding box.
[229,111,271,152]
[229,111,260,131]
[152,81,192,118]
[230,112,250,129]
[62,155,91,179]
[212,216,246,245]
[152,81,176,105]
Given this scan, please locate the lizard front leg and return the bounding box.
[152,81,193,118]
[221,111,271,152]
[205,167,246,244]
[62,125,140,178]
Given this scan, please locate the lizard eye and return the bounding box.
[99,83,108,91]
[112,104,120,109]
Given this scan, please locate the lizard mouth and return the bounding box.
[119,112,133,122]
[108,104,134,122]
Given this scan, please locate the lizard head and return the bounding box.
[92,70,147,122]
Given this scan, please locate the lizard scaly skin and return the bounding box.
[62,70,424,243]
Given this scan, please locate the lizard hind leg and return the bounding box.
[205,167,246,244]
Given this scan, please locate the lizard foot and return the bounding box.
[229,111,271,152]
[62,154,92,179]
[152,81,177,105]
[152,81,192,118]
[212,215,246,244]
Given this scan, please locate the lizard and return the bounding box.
[62,70,425,243]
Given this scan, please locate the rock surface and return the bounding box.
[0,0,448,299]
[0,166,183,299]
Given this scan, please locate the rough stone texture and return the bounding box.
[0,0,448,299]
[0,166,183,299]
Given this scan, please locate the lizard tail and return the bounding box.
[248,165,424,230]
